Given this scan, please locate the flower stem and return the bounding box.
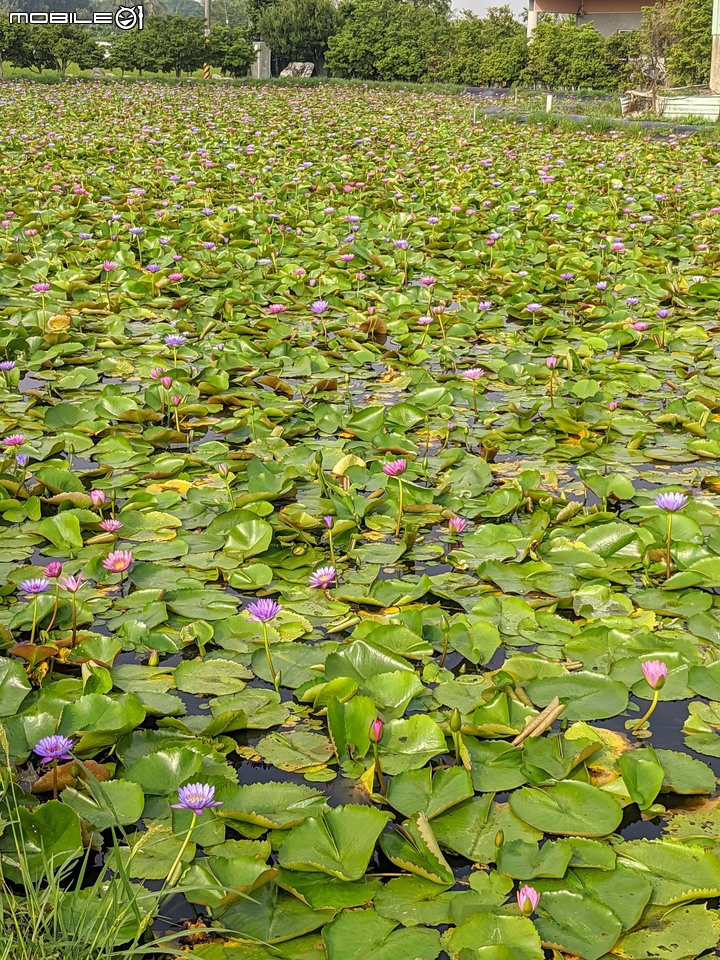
[632,688,660,734]
[328,528,336,571]
[71,593,77,644]
[395,477,403,538]
[439,627,449,668]
[665,512,673,581]
[47,584,59,631]
[372,742,386,795]
[223,477,234,508]
[30,596,38,645]
[164,810,197,890]
[52,762,58,801]
[262,621,277,689]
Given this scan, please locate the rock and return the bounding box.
[279,62,314,78]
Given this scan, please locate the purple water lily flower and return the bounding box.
[654,492,688,512]
[311,300,329,314]
[20,578,50,595]
[309,566,337,589]
[164,334,186,347]
[33,735,74,764]
[247,598,282,622]
[171,782,223,815]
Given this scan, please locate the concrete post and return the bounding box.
[251,42,272,79]
[527,0,538,39]
[711,0,720,94]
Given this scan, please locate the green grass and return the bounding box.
[0,63,465,93]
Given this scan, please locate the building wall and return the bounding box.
[577,11,642,33]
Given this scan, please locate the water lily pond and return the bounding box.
[3,80,720,960]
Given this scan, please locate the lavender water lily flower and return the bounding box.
[654,492,688,512]
[309,565,336,589]
[247,599,281,689]
[33,735,74,764]
[20,578,50,595]
[655,493,688,582]
[171,782,223,815]
[247,598,282,622]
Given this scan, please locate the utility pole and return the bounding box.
[203,0,211,81]
[711,0,720,94]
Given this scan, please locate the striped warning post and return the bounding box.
[203,63,210,80]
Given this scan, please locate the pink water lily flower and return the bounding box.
[382,459,407,477]
[102,550,132,573]
[641,660,668,690]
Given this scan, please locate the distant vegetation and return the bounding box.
[0,0,714,88]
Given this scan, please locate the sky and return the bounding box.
[453,0,525,15]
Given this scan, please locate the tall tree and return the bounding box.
[208,25,255,74]
[667,0,712,85]
[326,0,450,81]
[257,0,338,67]
[142,14,206,76]
[446,6,527,86]
[633,0,679,108]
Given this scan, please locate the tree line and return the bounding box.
[0,0,712,89]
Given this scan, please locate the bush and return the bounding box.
[523,20,629,90]
[326,0,450,82]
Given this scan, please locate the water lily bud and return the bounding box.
[495,830,504,849]
[218,462,229,477]
[517,885,540,916]
[642,660,668,691]
[369,718,383,744]
[450,708,462,733]
[148,649,159,666]
[89,489,106,507]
